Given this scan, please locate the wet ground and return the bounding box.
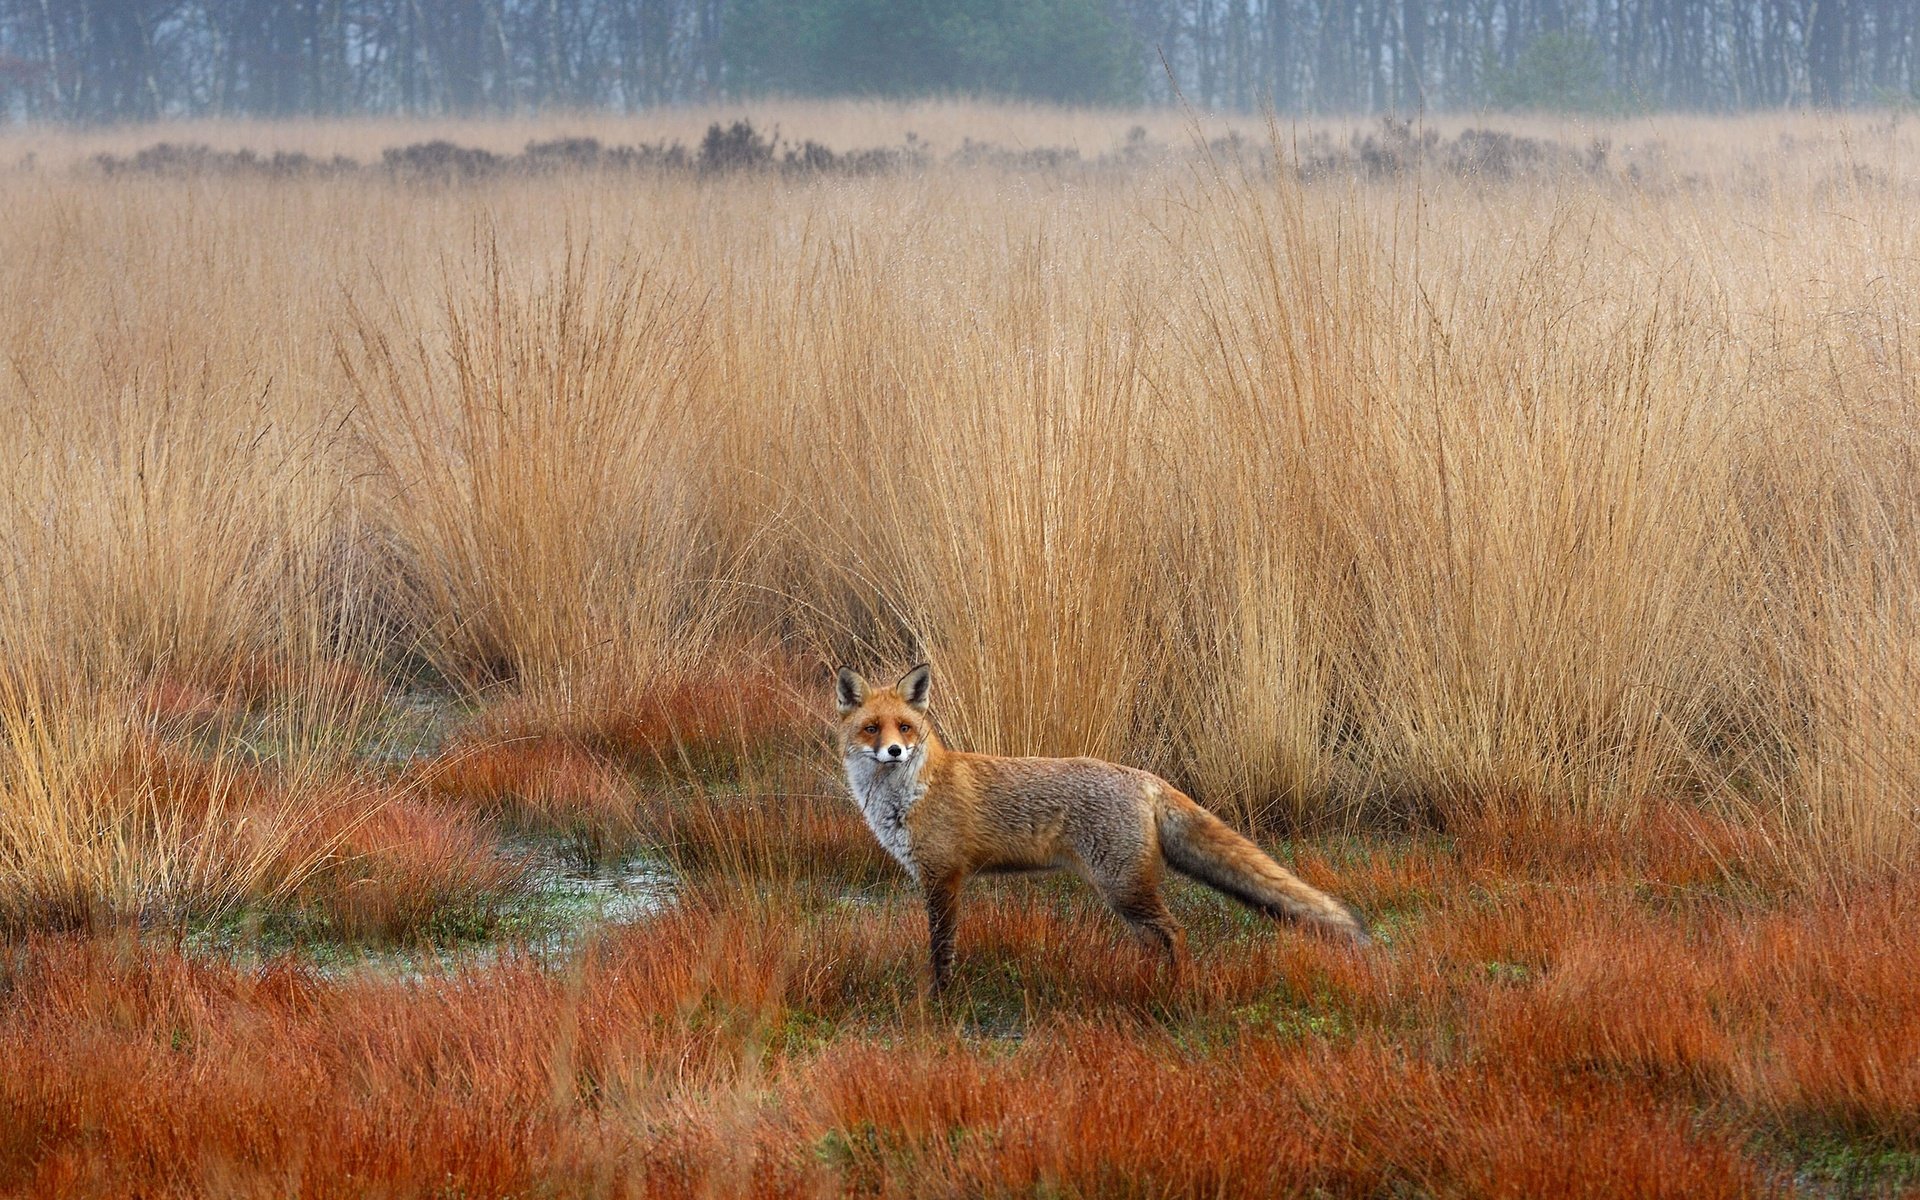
[182,843,677,979]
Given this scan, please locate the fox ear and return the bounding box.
[897,663,932,710]
[835,667,868,714]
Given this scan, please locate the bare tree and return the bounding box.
[0,0,1913,121]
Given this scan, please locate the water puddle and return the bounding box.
[181,841,679,982]
[510,839,680,959]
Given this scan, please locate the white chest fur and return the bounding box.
[843,752,926,880]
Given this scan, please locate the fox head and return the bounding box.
[836,663,934,766]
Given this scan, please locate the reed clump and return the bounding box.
[0,102,1915,912]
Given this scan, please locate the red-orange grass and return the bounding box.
[1480,912,1736,1091]
[0,940,608,1198]
[127,674,228,730]
[1452,797,1776,893]
[280,785,528,941]
[800,1028,1762,1198]
[128,657,386,735]
[1320,1049,1760,1199]
[579,658,819,773]
[1719,884,1920,1150]
[799,1031,1325,1195]
[646,788,894,884]
[98,734,265,826]
[1769,1007,1920,1151]
[1291,836,1455,917]
[419,731,639,850]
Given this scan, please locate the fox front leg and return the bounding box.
[923,874,962,992]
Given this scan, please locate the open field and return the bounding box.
[1,102,1918,1195]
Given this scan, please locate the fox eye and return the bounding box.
[898,723,914,735]
[862,723,880,735]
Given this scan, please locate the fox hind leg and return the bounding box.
[1104,883,1189,978]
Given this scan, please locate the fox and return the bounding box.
[835,663,1369,990]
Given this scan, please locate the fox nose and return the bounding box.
[885,744,904,759]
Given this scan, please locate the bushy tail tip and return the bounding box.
[1156,791,1371,948]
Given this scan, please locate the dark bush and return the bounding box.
[381,140,507,181]
[1294,118,1604,183]
[520,136,606,170]
[699,120,778,173]
[94,143,356,178]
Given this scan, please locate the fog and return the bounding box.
[0,0,1915,122]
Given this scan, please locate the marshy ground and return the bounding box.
[4,670,1915,1197]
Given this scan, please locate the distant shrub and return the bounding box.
[91,119,1616,188]
[381,139,505,181]
[1295,117,1610,182]
[93,143,356,178]
[699,119,777,172]
[519,135,607,170]
[95,122,937,182]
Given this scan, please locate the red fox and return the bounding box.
[836,664,1369,989]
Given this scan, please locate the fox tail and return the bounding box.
[1155,789,1370,946]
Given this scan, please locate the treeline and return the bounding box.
[0,0,1914,121]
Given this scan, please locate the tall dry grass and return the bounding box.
[341,235,723,702]
[0,104,1917,920]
